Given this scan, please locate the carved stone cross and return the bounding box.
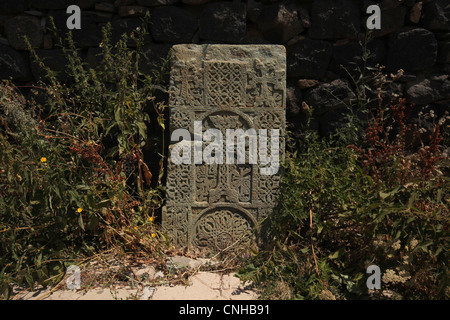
[163,45,286,250]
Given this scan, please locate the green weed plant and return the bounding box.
[238,63,449,300]
[0,15,169,299]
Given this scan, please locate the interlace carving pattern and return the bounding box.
[205,61,246,108]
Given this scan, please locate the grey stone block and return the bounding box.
[164,44,286,250]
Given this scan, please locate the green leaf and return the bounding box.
[97,199,110,208]
[105,122,116,136]
[36,252,42,266]
[407,192,417,209]
[436,189,443,203]
[419,241,433,252]
[76,185,90,191]
[329,250,340,259]
[353,273,364,282]
[379,186,400,200]
[25,273,34,290]
[157,114,165,131]
[78,214,85,231]
[406,216,416,224]
[317,225,323,234]
[300,247,310,254]
[115,106,122,124]
[105,146,119,158]
[137,121,147,140]
[434,247,443,257]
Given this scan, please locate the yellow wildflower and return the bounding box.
[77,208,83,213]
[40,157,47,163]
[151,233,156,238]
[148,217,154,222]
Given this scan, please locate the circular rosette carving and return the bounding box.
[193,208,254,250]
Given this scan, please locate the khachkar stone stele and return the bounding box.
[163,44,286,250]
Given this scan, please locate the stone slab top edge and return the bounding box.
[170,44,286,65]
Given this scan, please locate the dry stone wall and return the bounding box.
[0,0,449,138]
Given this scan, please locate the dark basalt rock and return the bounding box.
[199,2,246,43]
[387,28,438,72]
[309,0,360,40]
[150,6,198,44]
[287,39,332,79]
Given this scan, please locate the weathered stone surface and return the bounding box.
[257,4,304,44]
[298,7,311,28]
[164,44,286,249]
[137,0,179,6]
[150,6,198,44]
[5,16,43,50]
[0,43,31,81]
[247,0,262,23]
[287,39,332,79]
[286,85,302,117]
[199,2,246,43]
[243,24,270,45]
[309,0,360,39]
[387,28,438,72]
[303,79,356,116]
[422,0,450,31]
[408,1,423,24]
[405,75,450,105]
[296,79,319,89]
